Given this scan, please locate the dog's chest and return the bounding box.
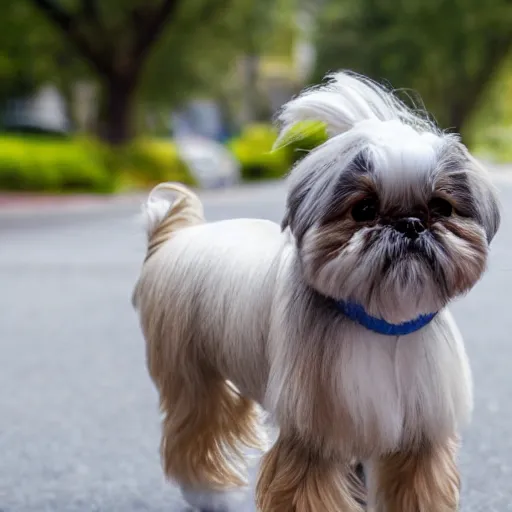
[332,320,470,452]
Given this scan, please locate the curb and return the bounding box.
[0,182,283,230]
[0,195,145,231]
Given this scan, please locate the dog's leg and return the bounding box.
[366,436,460,512]
[256,431,365,512]
[152,355,266,511]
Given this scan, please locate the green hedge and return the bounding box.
[281,120,329,164]
[0,136,115,192]
[227,124,290,181]
[0,121,328,192]
[116,138,196,189]
[0,135,196,192]
[227,121,328,181]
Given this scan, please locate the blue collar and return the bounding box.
[335,300,437,336]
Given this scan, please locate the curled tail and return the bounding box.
[142,182,204,262]
[132,182,204,309]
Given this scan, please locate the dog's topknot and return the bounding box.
[275,71,440,148]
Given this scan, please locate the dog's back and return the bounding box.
[136,215,284,378]
[133,182,287,392]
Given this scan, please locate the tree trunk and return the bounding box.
[101,75,138,146]
[241,54,261,123]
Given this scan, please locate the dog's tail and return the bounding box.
[141,182,204,263]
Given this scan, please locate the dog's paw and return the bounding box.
[180,485,251,512]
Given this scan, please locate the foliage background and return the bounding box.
[2,0,512,192]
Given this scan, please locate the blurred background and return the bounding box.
[1,0,512,192]
[1,1,512,511]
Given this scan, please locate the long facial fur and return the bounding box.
[280,86,500,323]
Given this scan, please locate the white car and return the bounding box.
[174,136,241,189]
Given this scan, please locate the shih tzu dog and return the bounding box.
[132,71,500,511]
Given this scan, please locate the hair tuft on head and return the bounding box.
[274,71,440,149]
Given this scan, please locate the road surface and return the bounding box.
[1,178,511,511]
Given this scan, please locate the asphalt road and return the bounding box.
[1,177,512,512]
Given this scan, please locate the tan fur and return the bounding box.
[135,185,266,490]
[306,218,355,279]
[370,437,460,511]
[440,218,488,295]
[145,183,204,262]
[256,432,365,512]
[156,367,264,489]
[143,295,266,490]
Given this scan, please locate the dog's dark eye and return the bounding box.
[351,197,379,222]
[428,197,453,217]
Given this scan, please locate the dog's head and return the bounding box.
[279,72,500,323]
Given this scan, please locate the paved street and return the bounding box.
[1,177,512,512]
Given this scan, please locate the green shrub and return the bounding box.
[0,135,196,193]
[0,122,328,193]
[278,120,329,163]
[0,135,114,192]
[227,121,329,181]
[117,138,196,188]
[227,124,289,181]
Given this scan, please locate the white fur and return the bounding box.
[275,71,437,146]
[134,71,498,511]
[267,266,473,452]
[142,185,174,239]
[147,220,472,446]
[136,217,473,508]
[140,220,472,440]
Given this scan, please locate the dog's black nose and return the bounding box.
[394,217,426,239]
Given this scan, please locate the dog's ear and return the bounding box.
[281,210,291,231]
[461,148,501,243]
[471,162,500,243]
[276,121,329,234]
[478,178,501,243]
[280,171,316,239]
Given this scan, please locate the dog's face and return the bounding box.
[283,120,500,322]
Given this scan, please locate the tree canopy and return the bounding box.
[313,0,512,135]
[0,3,62,101]
[6,0,510,146]
[3,0,291,143]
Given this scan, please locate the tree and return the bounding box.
[0,3,61,103]
[141,0,297,122]
[26,0,238,144]
[313,0,512,135]
[25,0,188,144]
[25,0,290,145]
